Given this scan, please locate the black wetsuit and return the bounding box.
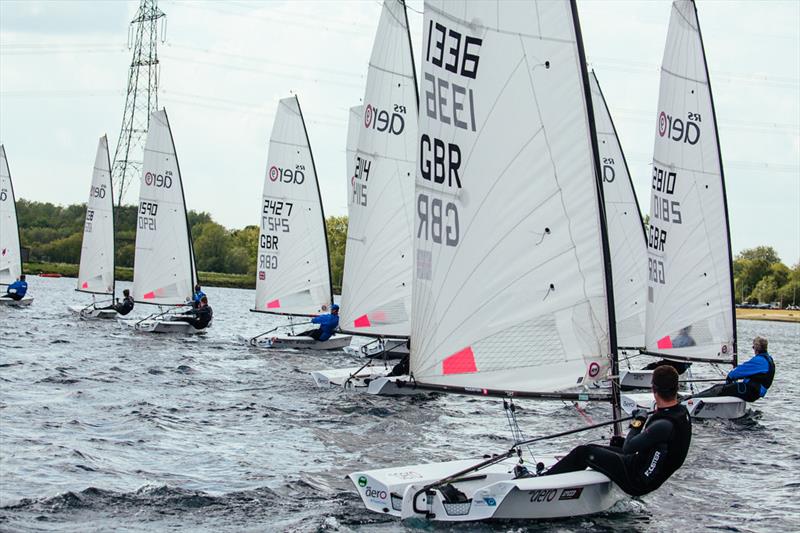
[545,404,692,496]
[176,305,213,330]
[114,297,135,316]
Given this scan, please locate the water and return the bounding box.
[1,276,798,532]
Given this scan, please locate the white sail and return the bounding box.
[345,105,363,188]
[131,109,197,306]
[339,0,417,338]
[77,135,115,295]
[645,0,735,363]
[589,71,647,348]
[253,96,332,316]
[410,0,614,393]
[0,145,22,286]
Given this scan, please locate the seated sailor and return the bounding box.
[544,365,692,497]
[3,275,28,301]
[297,304,340,341]
[692,336,774,402]
[175,296,213,330]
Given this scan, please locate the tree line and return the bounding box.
[16,201,797,304]
[16,200,348,290]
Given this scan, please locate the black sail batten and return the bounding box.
[691,0,737,366]
[641,349,735,365]
[294,95,335,307]
[161,108,199,300]
[107,134,117,300]
[400,0,420,112]
[396,379,614,402]
[571,0,621,435]
[338,328,410,340]
[590,70,647,244]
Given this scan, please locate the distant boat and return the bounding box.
[68,135,119,319]
[245,95,351,350]
[119,109,207,334]
[0,145,33,306]
[349,0,628,522]
[621,0,744,419]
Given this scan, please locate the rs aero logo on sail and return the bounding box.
[144,170,173,188]
[658,110,702,145]
[363,103,406,135]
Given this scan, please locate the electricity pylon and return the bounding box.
[111,0,166,207]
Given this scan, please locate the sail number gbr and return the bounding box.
[138,201,158,231]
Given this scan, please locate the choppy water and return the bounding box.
[1,276,799,532]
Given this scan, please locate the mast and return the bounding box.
[692,0,737,366]
[107,135,117,300]
[571,0,621,434]
[295,95,334,307]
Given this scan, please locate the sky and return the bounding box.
[1,0,798,265]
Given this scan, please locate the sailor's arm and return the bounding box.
[623,419,673,454]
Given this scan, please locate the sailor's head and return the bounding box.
[752,336,768,354]
[122,289,130,297]
[200,296,209,306]
[195,284,202,292]
[19,274,26,281]
[651,365,679,401]
[330,304,340,315]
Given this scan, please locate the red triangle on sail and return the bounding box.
[657,335,673,349]
[143,291,156,299]
[442,346,477,375]
[82,282,89,289]
[353,314,371,328]
[267,299,281,309]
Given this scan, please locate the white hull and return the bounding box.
[619,369,653,390]
[118,317,208,334]
[68,304,118,320]
[621,392,747,419]
[0,295,33,306]
[245,333,352,351]
[343,339,409,360]
[309,367,423,396]
[351,455,625,521]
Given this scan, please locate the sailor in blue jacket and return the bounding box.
[694,336,775,402]
[3,275,28,301]
[297,304,340,341]
[191,284,206,308]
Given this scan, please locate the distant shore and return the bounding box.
[736,308,800,323]
[24,261,255,290]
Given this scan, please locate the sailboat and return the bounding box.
[118,109,207,334]
[588,71,651,390]
[68,136,118,319]
[246,95,351,350]
[311,0,418,385]
[0,145,33,306]
[350,0,632,521]
[621,0,743,419]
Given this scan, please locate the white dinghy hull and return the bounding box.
[343,339,409,360]
[350,456,625,521]
[248,333,352,351]
[118,317,207,334]
[621,392,747,420]
[0,295,33,307]
[68,305,118,319]
[310,364,392,389]
[619,369,653,390]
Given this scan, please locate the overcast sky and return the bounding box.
[1,0,798,264]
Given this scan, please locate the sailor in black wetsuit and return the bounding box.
[99,289,134,315]
[693,336,775,402]
[544,365,692,497]
[175,296,213,330]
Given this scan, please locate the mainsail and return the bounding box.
[339,0,418,338]
[0,145,22,286]
[77,135,115,296]
[132,109,197,306]
[253,95,332,316]
[645,0,736,364]
[409,0,617,395]
[589,71,647,349]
